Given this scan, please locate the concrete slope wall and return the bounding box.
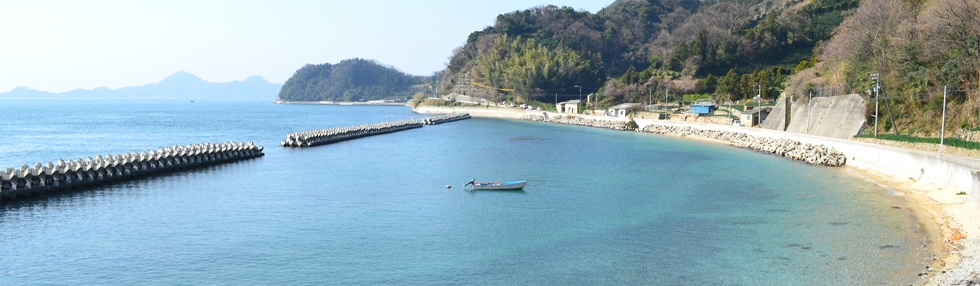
[634,119,980,209]
[785,94,867,139]
[762,96,789,131]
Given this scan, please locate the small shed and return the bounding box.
[607,103,641,117]
[739,107,772,127]
[690,103,717,115]
[556,100,581,114]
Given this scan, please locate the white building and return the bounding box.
[607,103,642,117]
[556,100,581,114]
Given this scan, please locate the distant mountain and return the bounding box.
[278,58,435,102]
[0,71,282,100]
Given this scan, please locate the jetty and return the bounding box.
[0,142,265,203]
[422,113,471,125]
[281,119,423,148]
[282,114,471,148]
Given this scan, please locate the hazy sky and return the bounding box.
[1,0,608,93]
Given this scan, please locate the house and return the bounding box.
[607,103,641,117]
[556,100,581,114]
[739,107,772,127]
[690,103,717,115]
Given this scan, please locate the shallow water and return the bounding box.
[0,100,930,284]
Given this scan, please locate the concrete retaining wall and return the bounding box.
[785,94,867,139]
[0,142,265,203]
[762,96,790,131]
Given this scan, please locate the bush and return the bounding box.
[626,118,639,130]
[411,92,426,109]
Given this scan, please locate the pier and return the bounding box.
[0,141,265,202]
[281,119,423,148]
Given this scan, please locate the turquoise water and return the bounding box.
[0,100,929,284]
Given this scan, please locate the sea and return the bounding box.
[0,99,931,285]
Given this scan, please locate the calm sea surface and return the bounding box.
[0,100,930,285]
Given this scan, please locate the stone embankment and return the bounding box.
[0,142,265,202]
[281,120,423,148]
[521,115,636,131]
[422,113,471,125]
[519,114,845,167]
[640,125,847,166]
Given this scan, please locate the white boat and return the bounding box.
[465,179,526,190]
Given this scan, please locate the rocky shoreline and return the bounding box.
[521,114,636,131]
[640,125,847,167]
[520,114,846,167]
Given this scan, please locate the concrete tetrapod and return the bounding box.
[521,115,637,131]
[517,114,845,167]
[0,142,265,203]
[639,125,846,167]
[281,119,423,148]
[422,113,471,125]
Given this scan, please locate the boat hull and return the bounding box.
[471,181,526,190]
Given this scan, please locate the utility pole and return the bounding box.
[728,100,732,124]
[807,91,812,134]
[871,73,879,137]
[574,85,582,102]
[754,82,761,127]
[942,86,947,149]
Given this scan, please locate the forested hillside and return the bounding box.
[278,58,434,102]
[281,0,979,136]
[440,0,858,105]
[788,0,980,136]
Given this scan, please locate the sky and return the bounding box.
[0,0,610,93]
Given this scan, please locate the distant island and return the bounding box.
[277,58,436,102]
[0,71,281,100]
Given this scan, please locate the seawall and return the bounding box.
[0,142,265,203]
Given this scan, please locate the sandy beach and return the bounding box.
[859,165,980,285]
[415,104,980,284]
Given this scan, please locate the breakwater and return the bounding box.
[640,125,847,166]
[521,115,636,131]
[0,142,265,202]
[281,119,423,148]
[422,113,470,125]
